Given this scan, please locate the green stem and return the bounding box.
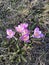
[13,36,17,41]
[13,36,19,49]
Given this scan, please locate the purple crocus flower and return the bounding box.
[20,34,30,42]
[6,29,15,39]
[22,29,30,35]
[20,23,28,28]
[15,25,25,33]
[14,23,28,33]
[32,27,44,38]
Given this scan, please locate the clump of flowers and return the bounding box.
[15,23,30,42]
[6,23,44,42]
[32,27,44,38]
[6,29,15,39]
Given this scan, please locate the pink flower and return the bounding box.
[20,23,28,28]
[32,27,44,38]
[6,29,15,39]
[20,34,30,42]
[22,29,30,35]
[15,25,25,33]
[14,23,28,33]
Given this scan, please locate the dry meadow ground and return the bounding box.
[0,0,49,65]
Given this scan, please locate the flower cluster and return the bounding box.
[15,23,30,42]
[6,23,44,42]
